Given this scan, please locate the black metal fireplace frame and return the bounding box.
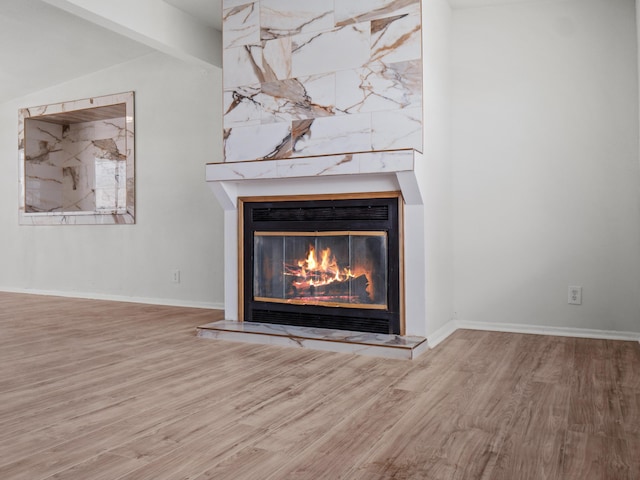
[241,194,402,335]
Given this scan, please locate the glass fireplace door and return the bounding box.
[253,232,387,309]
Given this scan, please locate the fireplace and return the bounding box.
[208,0,426,343]
[241,195,402,335]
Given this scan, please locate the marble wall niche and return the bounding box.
[19,92,135,225]
[222,0,422,162]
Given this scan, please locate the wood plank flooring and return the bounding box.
[0,292,638,479]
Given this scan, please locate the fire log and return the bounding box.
[287,274,370,302]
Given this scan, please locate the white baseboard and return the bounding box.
[3,288,637,345]
[428,319,640,348]
[0,287,225,310]
[426,320,460,348]
[458,320,640,342]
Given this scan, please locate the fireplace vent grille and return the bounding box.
[253,309,389,334]
[252,205,389,223]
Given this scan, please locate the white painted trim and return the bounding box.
[456,320,640,343]
[3,289,635,344]
[0,287,224,311]
[426,320,459,348]
[426,319,640,349]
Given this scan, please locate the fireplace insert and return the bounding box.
[241,195,402,334]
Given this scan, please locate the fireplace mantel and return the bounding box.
[206,149,424,209]
[206,149,428,337]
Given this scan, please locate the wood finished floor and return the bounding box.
[0,292,638,480]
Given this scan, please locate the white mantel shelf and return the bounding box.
[206,149,424,209]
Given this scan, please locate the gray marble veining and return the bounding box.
[222,0,423,162]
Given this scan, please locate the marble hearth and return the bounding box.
[197,320,428,360]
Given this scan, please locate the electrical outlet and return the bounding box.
[171,269,181,284]
[568,286,582,305]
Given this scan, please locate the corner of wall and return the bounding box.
[422,0,454,337]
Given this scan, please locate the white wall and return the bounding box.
[0,52,225,308]
[638,0,640,182]
[423,0,455,337]
[452,0,640,333]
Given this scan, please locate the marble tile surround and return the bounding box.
[211,1,428,340]
[197,320,428,359]
[19,92,135,225]
[222,0,422,162]
[24,118,127,214]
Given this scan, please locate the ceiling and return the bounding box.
[448,0,548,8]
[165,0,223,30]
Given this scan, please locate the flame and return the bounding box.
[294,246,352,285]
[287,245,373,301]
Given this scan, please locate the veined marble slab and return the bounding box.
[24,121,64,213]
[24,117,128,214]
[223,1,260,49]
[292,114,372,157]
[225,72,337,129]
[26,164,63,212]
[260,75,335,124]
[274,153,360,178]
[335,60,422,114]
[224,121,292,161]
[372,107,422,151]
[224,84,262,127]
[197,320,428,359]
[221,0,423,163]
[335,0,421,26]
[291,24,370,79]
[223,44,264,88]
[262,36,292,81]
[25,118,63,146]
[260,0,334,40]
[207,149,418,182]
[371,13,422,64]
